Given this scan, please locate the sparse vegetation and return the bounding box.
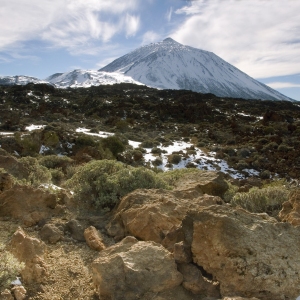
[0,244,24,291]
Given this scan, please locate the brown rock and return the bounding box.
[84,226,105,251]
[0,289,13,300]
[39,224,62,244]
[174,171,229,197]
[181,206,300,299]
[107,188,223,245]
[279,189,300,226]
[0,185,57,226]
[92,236,183,300]
[11,286,26,300]
[9,228,47,284]
[177,263,220,297]
[65,219,85,241]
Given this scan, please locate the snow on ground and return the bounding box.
[76,128,114,138]
[25,124,45,131]
[77,128,259,179]
[0,132,14,135]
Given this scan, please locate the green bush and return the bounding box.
[223,182,239,203]
[168,154,181,164]
[0,245,24,291]
[101,136,125,157]
[65,160,169,209]
[39,155,74,171]
[231,186,290,215]
[18,157,52,186]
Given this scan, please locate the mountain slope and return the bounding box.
[0,75,48,86]
[100,38,292,101]
[46,69,143,88]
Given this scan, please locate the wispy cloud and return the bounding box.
[172,0,300,78]
[0,0,140,54]
[166,7,173,22]
[142,31,161,45]
[266,82,300,89]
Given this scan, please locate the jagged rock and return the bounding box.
[181,205,300,299]
[173,171,228,197]
[92,236,183,300]
[0,289,13,300]
[106,188,223,244]
[279,189,300,226]
[0,185,57,226]
[65,219,85,241]
[84,226,105,251]
[11,286,26,300]
[9,227,48,284]
[177,263,220,297]
[39,224,62,244]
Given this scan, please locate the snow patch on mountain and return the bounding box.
[100,38,293,101]
[0,75,48,86]
[46,69,143,88]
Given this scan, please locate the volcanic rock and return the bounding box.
[279,189,300,226]
[84,226,106,251]
[106,187,223,244]
[9,228,48,284]
[181,205,300,299]
[92,236,183,300]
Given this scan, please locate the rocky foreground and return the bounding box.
[1,169,300,300]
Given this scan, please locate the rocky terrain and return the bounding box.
[0,82,300,300]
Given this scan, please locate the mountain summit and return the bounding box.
[100,38,291,101]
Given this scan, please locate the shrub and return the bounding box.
[42,131,59,147]
[0,245,24,291]
[223,182,239,203]
[101,136,125,157]
[231,186,290,215]
[64,160,169,209]
[168,154,181,165]
[18,157,52,186]
[39,155,74,171]
[158,168,202,187]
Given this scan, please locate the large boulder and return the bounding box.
[279,189,300,226]
[9,228,48,284]
[106,188,223,244]
[92,236,183,300]
[173,171,228,197]
[181,205,300,299]
[0,185,71,226]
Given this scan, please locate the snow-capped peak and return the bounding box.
[100,38,293,101]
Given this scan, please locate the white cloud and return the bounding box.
[172,0,300,78]
[166,7,173,22]
[266,82,300,89]
[124,14,140,37]
[141,31,161,45]
[0,0,140,53]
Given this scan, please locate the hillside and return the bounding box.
[1,83,300,299]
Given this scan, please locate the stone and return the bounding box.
[84,226,105,251]
[0,185,57,226]
[9,227,48,284]
[181,205,300,299]
[173,171,229,197]
[0,289,13,300]
[39,224,62,244]
[106,188,223,245]
[279,189,300,226]
[92,236,183,300]
[65,219,85,241]
[11,286,26,300]
[177,263,220,297]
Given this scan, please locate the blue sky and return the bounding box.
[0,0,299,100]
